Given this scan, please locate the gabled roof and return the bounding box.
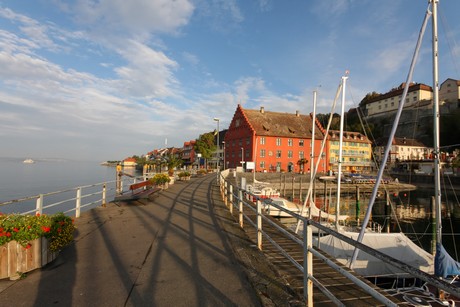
[241,106,324,139]
[328,130,371,144]
[375,137,427,147]
[366,82,433,105]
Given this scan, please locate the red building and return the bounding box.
[224,105,328,173]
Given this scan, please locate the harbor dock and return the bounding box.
[0,173,403,306]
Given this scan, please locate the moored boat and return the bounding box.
[23,158,34,164]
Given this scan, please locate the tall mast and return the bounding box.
[350,4,432,268]
[335,74,348,229]
[311,90,317,181]
[431,0,442,244]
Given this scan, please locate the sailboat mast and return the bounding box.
[336,74,348,229]
[431,0,442,244]
[311,91,317,182]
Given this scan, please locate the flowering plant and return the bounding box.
[149,173,171,185]
[0,212,75,252]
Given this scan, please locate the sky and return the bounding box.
[0,0,459,162]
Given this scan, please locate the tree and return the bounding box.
[194,132,216,168]
[359,91,381,108]
[297,158,309,174]
[166,154,183,175]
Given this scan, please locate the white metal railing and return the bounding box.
[217,171,459,305]
[0,175,142,218]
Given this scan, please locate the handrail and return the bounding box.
[217,170,460,305]
[0,176,141,217]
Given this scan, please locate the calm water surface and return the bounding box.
[0,157,119,203]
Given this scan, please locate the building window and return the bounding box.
[260,149,266,158]
[276,162,281,170]
[288,139,293,146]
[260,137,265,145]
[260,161,265,169]
[246,137,250,145]
[276,138,281,146]
[299,140,304,146]
[299,151,304,159]
[288,150,293,158]
[276,150,282,158]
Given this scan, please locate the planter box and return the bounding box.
[0,238,58,280]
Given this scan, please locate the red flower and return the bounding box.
[25,243,32,249]
[13,228,19,232]
[35,212,40,216]
[41,226,51,233]
[57,228,61,233]
[6,232,11,237]
[27,225,31,229]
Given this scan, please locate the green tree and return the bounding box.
[166,154,183,175]
[194,132,216,167]
[359,91,381,108]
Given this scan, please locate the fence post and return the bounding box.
[257,199,262,250]
[303,220,313,306]
[238,189,243,227]
[35,194,43,215]
[102,183,107,207]
[224,181,228,207]
[76,188,81,218]
[229,185,233,214]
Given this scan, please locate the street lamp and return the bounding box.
[214,118,220,182]
[241,147,245,169]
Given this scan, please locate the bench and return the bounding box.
[114,180,160,201]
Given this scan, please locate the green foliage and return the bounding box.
[359,91,382,107]
[166,154,183,171]
[178,171,191,178]
[316,113,341,130]
[0,212,75,252]
[194,132,216,160]
[149,173,171,185]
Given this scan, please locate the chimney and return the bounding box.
[260,106,265,113]
[295,110,300,117]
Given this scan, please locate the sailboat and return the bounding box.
[300,0,460,303]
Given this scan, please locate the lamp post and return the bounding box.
[214,118,220,182]
[241,147,245,170]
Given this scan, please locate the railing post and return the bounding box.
[76,188,81,218]
[224,181,228,207]
[303,220,313,306]
[229,185,233,214]
[257,199,262,250]
[102,183,107,207]
[35,194,43,215]
[238,189,244,227]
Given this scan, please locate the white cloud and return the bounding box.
[72,0,194,36]
[113,40,179,98]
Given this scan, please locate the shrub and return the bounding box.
[149,173,171,185]
[178,171,191,178]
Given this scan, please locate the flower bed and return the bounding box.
[0,212,75,280]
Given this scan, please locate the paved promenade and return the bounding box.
[0,174,295,306]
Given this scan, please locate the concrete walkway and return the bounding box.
[0,174,291,306]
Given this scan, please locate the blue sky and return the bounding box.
[0,0,459,161]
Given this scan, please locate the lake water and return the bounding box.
[0,157,121,203]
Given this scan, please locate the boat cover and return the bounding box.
[317,231,434,277]
[435,242,460,278]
